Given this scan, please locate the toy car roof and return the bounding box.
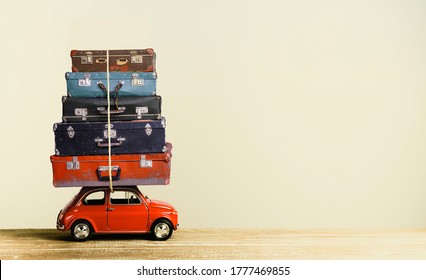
[79,186,140,192]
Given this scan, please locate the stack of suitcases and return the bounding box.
[50,49,172,187]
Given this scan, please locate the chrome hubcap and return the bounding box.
[154,222,170,238]
[74,223,90,239]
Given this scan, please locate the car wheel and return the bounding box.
[71,220,93,241]
[151,219,173,241]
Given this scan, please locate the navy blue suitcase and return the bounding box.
[53,118,166,156]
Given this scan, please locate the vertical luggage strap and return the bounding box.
[106,50,113,193]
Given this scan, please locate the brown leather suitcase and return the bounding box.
[50,143,172,187]
[70,49,156,72]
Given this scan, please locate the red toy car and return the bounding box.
[56,186,178,241]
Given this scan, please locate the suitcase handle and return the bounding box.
[96,137,125,147]
[98,109,125,115]
[96,166,121,181]
[98,82,124,110]
[97,82,123,96]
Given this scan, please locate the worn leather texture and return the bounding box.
[66,72,157,98]
[54,119,166,156]
[62,95,162,122]
[70,49,156,72]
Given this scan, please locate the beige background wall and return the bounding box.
[1,0,425,229]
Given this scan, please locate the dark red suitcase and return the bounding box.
[70,49,156,72]
[50,143,172,187]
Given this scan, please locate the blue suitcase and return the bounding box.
[66,72,157,98]
[53,118,166,156]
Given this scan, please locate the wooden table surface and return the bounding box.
[1,228,426,260]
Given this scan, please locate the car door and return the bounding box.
[78,190,107,231]
[106,189,149,231]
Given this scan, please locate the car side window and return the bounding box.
[83,191,105,206]
[110,191,141,205]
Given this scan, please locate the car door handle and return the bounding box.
[107,207,115,211]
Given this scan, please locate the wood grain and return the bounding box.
[1,228,426,260]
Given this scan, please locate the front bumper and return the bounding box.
[56,210,65,231]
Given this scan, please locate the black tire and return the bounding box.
[71,220,93,241]
[150,219,173,241]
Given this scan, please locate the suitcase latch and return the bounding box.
[81,51,93,64]
[74,108,88,120]
[145,123,152,136]
[130,50,143,63]
[136,107,148,119]
[78,73,91,87]
[103,129,117,139]
[66,156,80,170]
[140,155,152,168]
[131,73,144,86]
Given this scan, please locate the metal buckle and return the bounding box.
[131,73,144,86]
[78,73,91,86]
[136,107,148,119]
[81,52,93,64]
[74,108,88,120]
[66,156,80,170]
[140,155,152,168]
[130,50,143,63]
[103,129,117,139]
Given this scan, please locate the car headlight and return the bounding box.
[57,210,64,221]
